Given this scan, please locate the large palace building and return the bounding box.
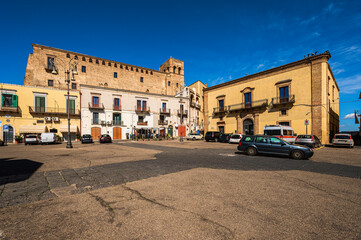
[204,52,339,144]
[24,44,184,96]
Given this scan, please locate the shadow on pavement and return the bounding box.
[0,158,43,185]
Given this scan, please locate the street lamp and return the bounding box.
[51,57,78,148]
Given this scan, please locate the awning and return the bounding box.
[59,125,78,133]
[19,125,48,134]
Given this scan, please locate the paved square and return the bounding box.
[0,141,360,239]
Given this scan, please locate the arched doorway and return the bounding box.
[243,119,254,135]
[3,125,14,143]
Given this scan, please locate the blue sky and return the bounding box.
[1,0,360,131]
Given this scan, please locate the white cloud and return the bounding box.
[256,64,265,69]
[300,16,317,25]
[343,113,356,120]
[338,74,361,94]
[333,69,345,75]
[209,75,233,87]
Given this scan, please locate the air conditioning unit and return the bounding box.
[44,117,52,122]
[101,121,106,125]
[107,121,112,125]
[52,117,59,122]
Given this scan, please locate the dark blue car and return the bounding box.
[237,135,314,160]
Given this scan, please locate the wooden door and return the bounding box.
[113,127,122,140]
[91,127,101,140]
[178,126,186,137]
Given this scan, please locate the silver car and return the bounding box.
[24,135,39,145]
[332,134,354,148]
[295,135,322,148]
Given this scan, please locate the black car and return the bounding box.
[238,135,313,160]
[100,134,112,143]
[205,131,221,142]
[220,133,231,143]
[81,134,93,144]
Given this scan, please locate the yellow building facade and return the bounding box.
[0,83,80,143]
[204,52,339,144]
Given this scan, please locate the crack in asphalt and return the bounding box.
[88,193,115,224]
[121,184,235,239]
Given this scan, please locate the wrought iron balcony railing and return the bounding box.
[228,99,268,112]
[29,106,80,115]
[177,109,188,117]
[213,107,227,114]
[271,95,295,105]
[0,105,20,113]
[112,120,123,126]
[137,121,148,126]
[135,106,150,114]
[113,105,122,111]
[88,102,105,109]
[158,120,168,125]
[191,102,201,109]
[160,108,171,115]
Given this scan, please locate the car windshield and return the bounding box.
[27,135,37,138]
[231,135,240,139]
[264,130,281,135]
[83,135,91,138]
[335,135,350,139]
[298,135,312,139]
[101,135,109,137]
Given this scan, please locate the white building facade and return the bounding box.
[80,85,190,140]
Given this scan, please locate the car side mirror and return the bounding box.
[281,142,286,146]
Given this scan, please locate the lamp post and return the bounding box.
[51,58,78,148]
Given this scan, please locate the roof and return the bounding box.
[204,52,332,92]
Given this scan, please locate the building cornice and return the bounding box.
[204,52,331,92]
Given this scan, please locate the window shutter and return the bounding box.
[12,95,18,107]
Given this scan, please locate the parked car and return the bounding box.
[238,135,313,160]
[186,133,203,140]
[24,135,40,145]
[40,133,57,145]
[220,133,231,143]
[263,125,296,143]
[229,134,243,144]
[332,134,354,148]
[295,135,322,148]
[100,134,112,143]
[0,140,4,146]
[205,131,221,142]
[81,134,93,144]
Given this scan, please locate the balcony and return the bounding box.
[228,99,268,112]
[158,120,168,125]
[271,95,295,106]
[113,105,122,111]
[190,102,201,109]
[89,102,104,110]
[112,120,124,126]
[44,64,57,73]
[213,107,227,115]
[160,108,170,115]
[177,109,188,117]
[29,106,80,116]
[0,105,20,113]
[137,121,148,126]
[135,106,150,114]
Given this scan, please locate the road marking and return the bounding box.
[315,146,324,150]
[219,153,236,157]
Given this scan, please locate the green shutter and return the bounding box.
[12,95,18,108]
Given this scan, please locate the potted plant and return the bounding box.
[15,135,23,144]
[76,134,82,142]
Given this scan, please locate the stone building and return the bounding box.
[204,52,339,144]
[80,85,189,140]
[24,44,184,96]
[188,80,207,133]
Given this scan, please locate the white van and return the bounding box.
[263,125,296,143]
[40,133,57,144]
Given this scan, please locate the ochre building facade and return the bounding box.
[204,52,339,144]
[24,44,184,96]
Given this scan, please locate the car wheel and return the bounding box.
[215,138,219,142]
[192,137,195,141]
[206,140,209,142]
[246,147,257,156]
[291,150,304,160]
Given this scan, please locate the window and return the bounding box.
[168,81,170,86]
[162,102,167,111]
[89,58,93,63]
[71,83,77,90]
[279,86,289,102]
[244,92,252,107]
[131,67,133,71]
[145,70,148,74]
[96,59,99,64]
[113,113,121,125]
[137,100,141,110]
[141,69,143,73]
[244,136,255,142]
[219,99,224,111]
[47,57,55,70]
[93,112,99,124]
[66,53,70,58]
[2,94,17,108]
[176,83,178,87]
[332,86,335,102]
[279,121,290,126]
[114,72,117,78]
[270,137,283,144]
[140,77,144,82]
[160,114,165,121]
[142,101,147,110]
[82,56,86,61]
[119,64,122,68]
[74,55,78,60]
[125,66,129,70]
[150,71,153,75]
[281,110,287,115]
[82,66,86,73]
[48,80,54,87]
[114,63,117,67]
[136,68,139,72]
[173,66,176,73]
[92,96,99,107]
[138,115,144,123]
[255,136,268,143]
[66,99,76,114]
[114,98,120,110]
[178,67,181,74]
[102,61,105,65]
[35,96,46,112]
[264,130,281,135]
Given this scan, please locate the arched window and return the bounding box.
[178,67,181,74]
[66,53,70,58]
[114,63,117,67]
[150,71,153,75]
[141,69,144,73]
[146,70,148,74]
[96,59,99,64]
[82,56,86,61]
[102,61,105,65]
[89,58,93,63]
[74,55,78,60]
[173,66,176,73]
[108,62,111,66]
[131,67,133,71]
